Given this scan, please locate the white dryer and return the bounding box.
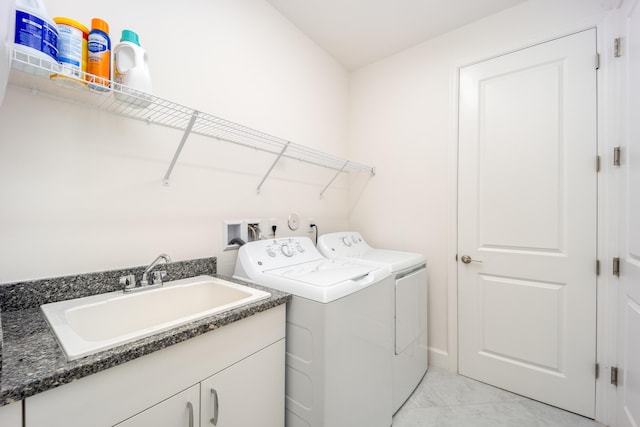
[317,231,428,414]
[234,236,394,427]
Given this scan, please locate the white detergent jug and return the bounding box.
[113,29,152,108]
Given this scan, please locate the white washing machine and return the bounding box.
[317,231,428,414]
[234,236,394,427]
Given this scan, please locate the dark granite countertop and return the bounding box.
[0,258,290,406]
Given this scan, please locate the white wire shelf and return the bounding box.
[8,50,375,196]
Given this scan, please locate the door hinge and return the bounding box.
[596,259,600,276]
[614,38,622,58]
[613,257,621,277]
[597,155,601,172]
[614,146,621,166]
[595,52,600,69]
[596,363,600,379]
[611,366,619,386]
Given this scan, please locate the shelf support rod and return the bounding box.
[320,161,349,199]
[257,142,290,194]
[163,111,199,186]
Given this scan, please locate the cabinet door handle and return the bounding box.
[210,388,219,425]
[186,401,194,427]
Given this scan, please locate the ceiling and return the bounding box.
[265,0,527,70]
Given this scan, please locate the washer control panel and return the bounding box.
[265,239,306,258]
[239,236,322,270]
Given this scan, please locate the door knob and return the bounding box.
[461,255,483,264]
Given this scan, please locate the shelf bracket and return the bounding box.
[257,142,290,194]
[163,111,199,186]
[319,161,349,199]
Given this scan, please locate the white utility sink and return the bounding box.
[41,275,271,361]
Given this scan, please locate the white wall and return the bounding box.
[0,0,353,282]
[1,0,620,377]
[347,0,613,369]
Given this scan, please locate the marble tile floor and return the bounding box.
[392,367,604,427]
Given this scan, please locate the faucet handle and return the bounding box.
[120,274,137,291]
[151,270,167,286]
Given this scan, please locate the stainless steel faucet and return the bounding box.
[141,253,172,286]
[120,253,172,293]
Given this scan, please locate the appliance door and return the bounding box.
[393,264,429,413]
[395,265,427,355]
[0,0,14,106]
[265,259,373,287]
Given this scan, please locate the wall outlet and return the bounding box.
[268,218,277,237]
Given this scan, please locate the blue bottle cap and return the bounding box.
[120,30,140,46]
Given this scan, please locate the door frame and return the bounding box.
[446,10,621,425]
[613,2,640,426]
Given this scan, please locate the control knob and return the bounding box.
[281,243,293,257]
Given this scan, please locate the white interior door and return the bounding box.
[458,29,598,417]
[618,2,640,425]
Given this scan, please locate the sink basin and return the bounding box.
[41,275,270,361]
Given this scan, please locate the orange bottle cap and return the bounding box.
[91,18,109,34]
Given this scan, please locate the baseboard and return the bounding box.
[428,347,452,371]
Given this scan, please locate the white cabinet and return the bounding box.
[25,305,285,427]
[114,341,285,427]
[200,340,285,427]
[0,401,22,427]
[115,385,200,427]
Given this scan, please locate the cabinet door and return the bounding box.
[0,401,22,427]
[200,339,284,427]
[115,384,200,427]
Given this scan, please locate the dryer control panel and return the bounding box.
[317,231,427,273]
[317,231,372,258]
[338,234,363,247]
